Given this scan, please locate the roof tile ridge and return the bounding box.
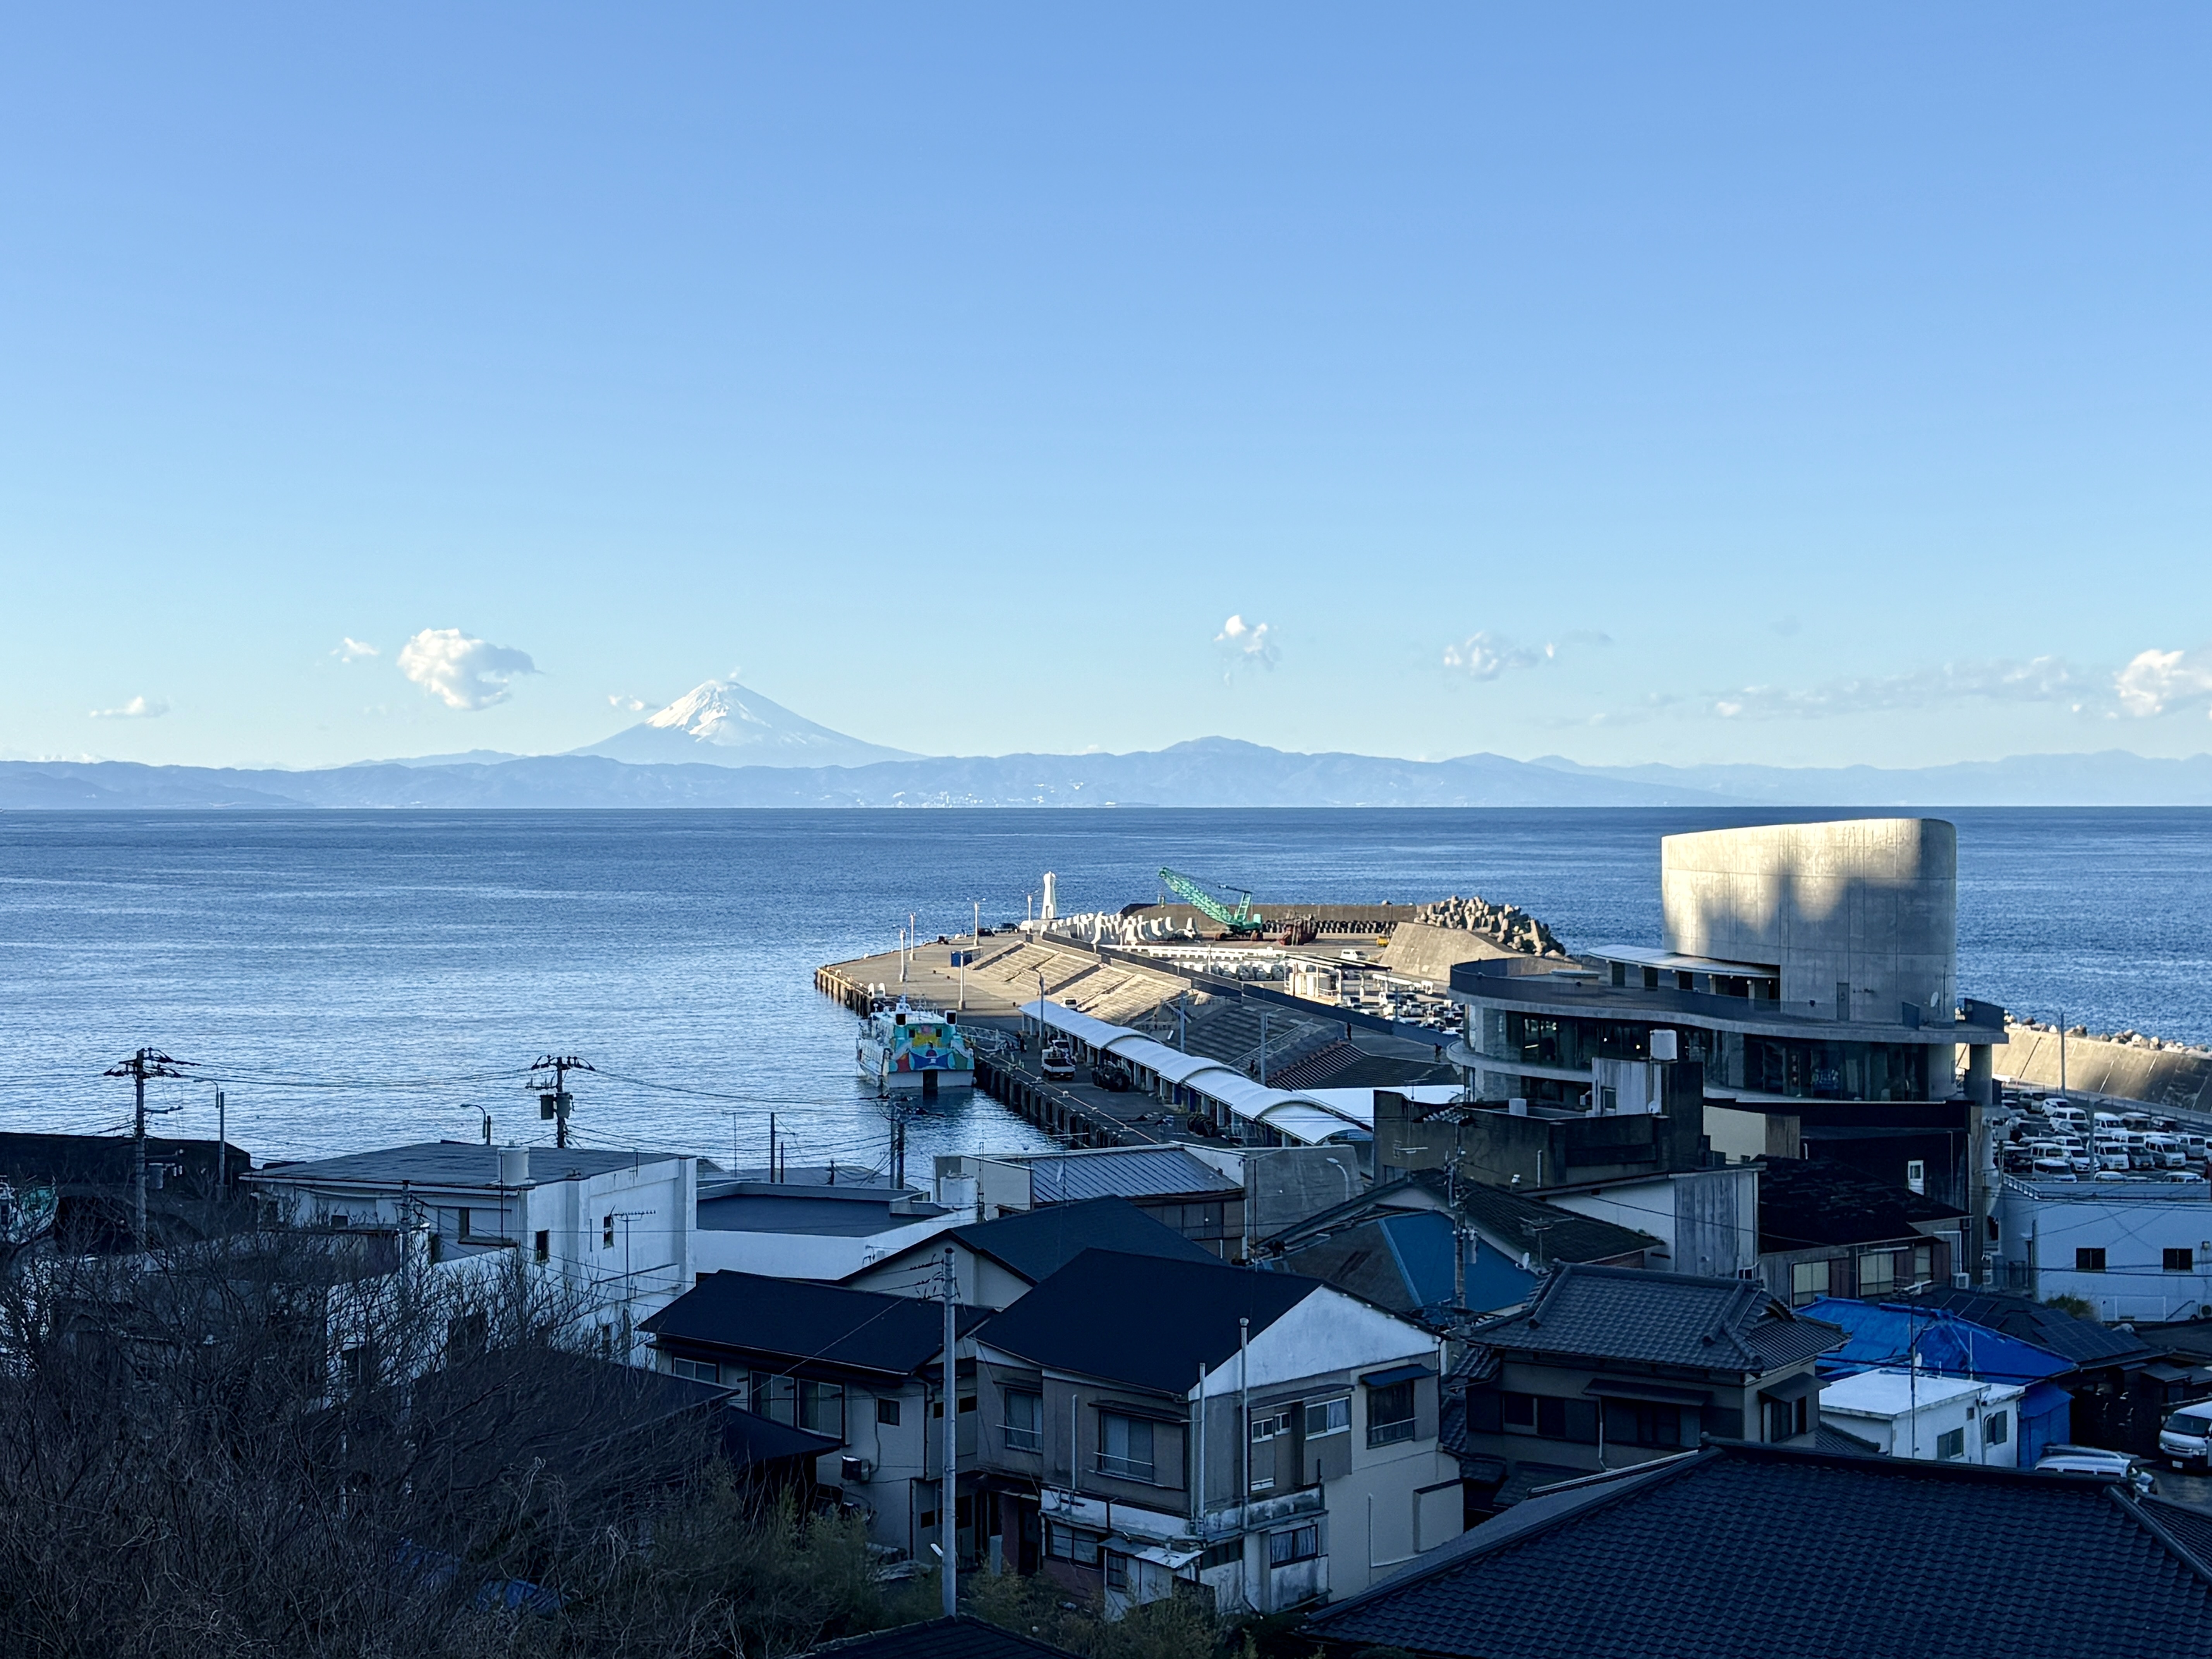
[2117,1487,2212,1588]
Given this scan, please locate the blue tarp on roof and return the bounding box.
[1802,1298,2075,1385]
[2017,1380,2074,1467]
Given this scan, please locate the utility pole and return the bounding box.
[941,1244,959,1618]
[532,1054,593,1150]
[106,1049,183,1252]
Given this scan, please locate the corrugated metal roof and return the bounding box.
[1022,1147,1239,1203]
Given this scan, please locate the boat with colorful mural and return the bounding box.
[856,998,977,1097]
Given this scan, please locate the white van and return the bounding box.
[2047,1104,2086,1130]
[2159,1404,2212,1473]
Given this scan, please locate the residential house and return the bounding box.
[1756,1156,1963,1307]
[971,1249,1462,1615]
[1816,1368,2025,1467]
[1303,1443,2212,1659]
[693,1176,958,1280]
[1898,1286,2171,1455]
[0,1130,251,1253]
[244,1140,696,1344]
[1449,1263,1843,1513]
[933,1146,1249,1258]
[843,1195,1221,1308]
[640,1271,987,1560]
[1803,1295,2077,1464]
[1252,1170,1658,1321]
[1997,1174,2212,1322]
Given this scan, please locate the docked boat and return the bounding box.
[857,999,977,1097]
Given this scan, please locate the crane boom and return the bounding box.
[1158,867,1265,933]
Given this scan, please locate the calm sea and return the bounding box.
[2,809,2207,1165]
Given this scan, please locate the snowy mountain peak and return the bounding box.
[570,679,914,770]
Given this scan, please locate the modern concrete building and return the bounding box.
[1445,819,2008,1279]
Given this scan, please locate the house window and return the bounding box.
[533,1229,550,1263]
[603,1214,615,1249]
[1905,1159,1926,1195]
[1250,1408,1292,1443]
[1502,1392,1535,1430]
[1268,1525,1320,1567]
[1047,1523,1102,1566]
[876,1396,902,1427]
[799,1379,845,1439]
[1305,1397,1351,1438]
[1913,1244,1934,1284]
[1790,1260,1830,1307]
[1937,1427,1966,1460]
[1103,1553,1129,1591]
[1858,1252,1897,1298]
[1984,1411,2008,1447]
[2166,1248,2195,1273]
[1764,1396,1808,1442]
[1198,1540,1243,1571]
[670,1356,720,1384]
[1367,1381,1417,1447]
[1003,1389,1042,1453]
[1099,1412,1156,1482]
[2076,1248,2107,1273]
[1605,1400,1682,1448]
[752,1375,797,1425]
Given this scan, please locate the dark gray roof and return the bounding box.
[1307,1444,2212,1659]
[1758,1156,1965,1252]
[699,1191,951,1238]
[1443,1176,1660,1264]
[1019,1148,1238,1204]
[950,1196,1221,1282]
[247,1140,669,1191]
[978,1250,1324,1394]
[1467,1263,1843,1376]
[643,1272,986,1381]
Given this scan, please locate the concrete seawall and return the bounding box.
[1997,1023,2212,1115]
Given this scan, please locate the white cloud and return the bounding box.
[1707,656,2086,720]
[89,695,167,719]
[1215,615,1279,680]
[2115,647,2212,719]
[607,693,648,712]
[333,637,379,661]
[396,628,538,711]
[1443,632,1549,679]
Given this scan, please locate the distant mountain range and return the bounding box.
[5,679,2211,809]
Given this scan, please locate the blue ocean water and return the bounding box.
[1,808,2207,1164]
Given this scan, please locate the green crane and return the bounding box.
[1158,867,1266,934]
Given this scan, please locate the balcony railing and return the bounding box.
[1367,1419,1416,1448]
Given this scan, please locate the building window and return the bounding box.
[1099,1412,1156,1482]
[1268,1525,1320,1567]
[1905,1159,1926,1196]
[876,1396,902,1427]
[1250,1408,1292,1443]
[1859,1252,1897,1298]
[533,1229,550,1263]
[1047,1523,1102,1566]
[603,1214,615,1249]
[1764,1396,1808,1442]
[1198,1540,1242,1572]
[1502,1392,1535,1430]
[1984,1411,2008,1447]
[1305,1397,1351,1438]
[1003,1389,1042,1453]
[1367,1381,1417,1447]
[752,1375,797,1425]
[1103,1552,1129,1592]
[1937,1428,1966,1460]
[670,1356,720,1384]
[1790,1260,1830,1307]
[2076,1247,2107,1273]
[1605,1400,1682,1448]
[2166,1248,2196,1273]
[799,1379,845,1439]
[1913,1244,1934,1284]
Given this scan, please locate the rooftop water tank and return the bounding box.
[499,1144,530,1187]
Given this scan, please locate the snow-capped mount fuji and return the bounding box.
[568,680,915,769]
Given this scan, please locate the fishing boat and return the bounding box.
[857,998,977,1098]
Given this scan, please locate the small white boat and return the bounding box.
[857,999,977,1097]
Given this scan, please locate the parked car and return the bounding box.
[2033,1445,2159,1493]
[2159,1404,2212,1473]
[1089,1063,1133,1092]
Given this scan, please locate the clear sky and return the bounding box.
[3,6,2206,770]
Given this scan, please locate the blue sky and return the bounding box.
[2,6,2206,769]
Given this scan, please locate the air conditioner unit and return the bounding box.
[1952,1273,1972,1290]
[840,1456,874,1485]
